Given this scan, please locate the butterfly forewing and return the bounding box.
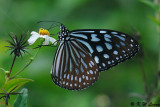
[51,39,99,90]
[70,29,139,71]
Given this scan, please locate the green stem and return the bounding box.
[9,59,32,79]
[10,48,40,80]
[139,57,148,100]
[7,55,16,78]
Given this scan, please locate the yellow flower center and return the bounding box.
[39,28,50,36]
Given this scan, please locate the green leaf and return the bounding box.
[0,78,33,94]
[140,0,158,11]
[14,88,28,107]
[0,68,6,88]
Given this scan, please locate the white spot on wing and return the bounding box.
[83,82,86,85]
[116,57,119,60]
[111,32,118,34]
[79,77,82,82]
[91,34,100,42]
[120,42,125,46]
[67,74,70,79]
[70,84,72,87]
[71,75,73,81]
[75,68,79,74]
[71,34,88,39]
[116,44,120,48]
[103,54,109,58]
[90,61,94,66]
[80,65,84,72]
[94,56,99,63]
[64,74,66,78]
[96,45,103,52]
[82,75,85,79]
[108,61,111,64]
[89,63,92,67]
[75,83,77,86]
[102,63,105,66]
[105,43,112,50]
[75,76,77,81]
[63,81,65,84]
[113,51,118,55]
[100,31,107,33]
[86,76,89,80]
[89,70,93,74]
[121,34,126,37]
[114,35,125,41]
[104,34,111,38]
[104,37,111,42]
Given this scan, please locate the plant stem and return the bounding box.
[10,48,40,79]
[7,55,16,78]
[10,59,32,79]
[139,57,149,100]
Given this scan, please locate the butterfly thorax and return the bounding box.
[58,24,70,41]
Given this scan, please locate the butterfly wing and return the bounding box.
[69,29,139,71]
[51,39,99,90]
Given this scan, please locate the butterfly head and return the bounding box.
[58,24,70,41]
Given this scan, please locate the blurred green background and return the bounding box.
[0,0,159,107]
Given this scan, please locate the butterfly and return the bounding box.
[50,23,139,90]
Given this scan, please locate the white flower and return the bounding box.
[28,28,57,45]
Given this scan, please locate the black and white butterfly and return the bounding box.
[50,24,139,90]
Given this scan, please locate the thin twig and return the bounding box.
[7,55,16,78]
[10,48,40,79]
[10,59,32,80]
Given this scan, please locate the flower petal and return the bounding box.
[48,37,57,45]
[43,35,50,45]
[28,31,40,45]
[43,36,57,45]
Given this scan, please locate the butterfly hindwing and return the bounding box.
[51,39,99,90]
[70,29,139,71]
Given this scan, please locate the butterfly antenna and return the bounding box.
[37,21,63,31]
[37,21,62,26]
